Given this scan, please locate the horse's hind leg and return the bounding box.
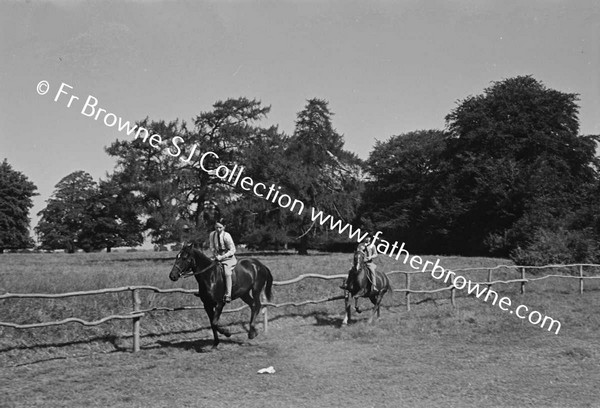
[241,293,260,339]
[368,291,386,324]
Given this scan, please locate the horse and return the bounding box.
[342,249,391,325]
[168,243,273,348]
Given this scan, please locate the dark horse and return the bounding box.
[342,249,391,325]
[169,243,273,348]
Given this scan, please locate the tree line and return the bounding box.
[2,76,599,264]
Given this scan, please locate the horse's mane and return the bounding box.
[185,245,213,268]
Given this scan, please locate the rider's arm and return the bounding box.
[368,245,378,261]
[220,233,236,258]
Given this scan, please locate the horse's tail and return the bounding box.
[264,264,273,302]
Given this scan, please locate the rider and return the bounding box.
[340,235,379,291]
[209,221,237,303]
[362,235,379,291]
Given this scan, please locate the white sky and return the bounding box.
[1,0,599,231]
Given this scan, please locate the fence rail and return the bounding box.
[2,263,599,351]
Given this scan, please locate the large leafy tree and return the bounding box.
[36,171,98,253]
[106,119,188,245]
[362,130,448,252]
[0,159,38,253]
[105,98,273,245]
[221,126,292,249]
[182,98,271,230]
[37,171,143,252]
[363,76,599,261]
[441,75,599,257]
[77,179,144,252]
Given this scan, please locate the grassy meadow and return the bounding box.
[2,250,600,407]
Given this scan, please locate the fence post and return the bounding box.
[405,273,411,311]
[520,267,526,294]
[579,265,584,295]
[132,289,141,353]
[450,286,456,308]
[487,269,492,291]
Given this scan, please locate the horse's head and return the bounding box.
[169,243,196,281]
[353,249,365,272]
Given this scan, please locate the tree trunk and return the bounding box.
[106,247,112,253]
[297,234,309,255]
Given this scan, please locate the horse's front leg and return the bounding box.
[354,297,362,314]
[212,302,231,339]
[342,291,351,325]
[203,303,220,349]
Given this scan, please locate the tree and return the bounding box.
[363,76,599,261]
[441,75,600,257]
[361,130,448,252]
[221,126,301,250]
[0,159,38,253]
[283,99,364,254]
[105,98,273,245]
[106,119,189,245]
[182,97,271,230]
[36,171,98,253]
[76,179,144,252]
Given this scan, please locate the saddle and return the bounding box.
[216,261,237,285]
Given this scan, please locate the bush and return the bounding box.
[315,239,357,253]
[510,228,600,266]
[242,228,289,250]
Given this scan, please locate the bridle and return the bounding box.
[354,249,366,272]
[181,261,217,278]
[172,250,217,279]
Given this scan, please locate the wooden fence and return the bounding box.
[1,263,599,352]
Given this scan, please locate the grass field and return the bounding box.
[1,251,600,407]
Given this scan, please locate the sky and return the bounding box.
[1,0,599,237]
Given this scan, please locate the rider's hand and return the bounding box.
[215,255,222,261]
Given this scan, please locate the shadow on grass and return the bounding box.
[1,321,256,356]
[153,337,246,353]
[266,310,347,328]
[0,327,208,354]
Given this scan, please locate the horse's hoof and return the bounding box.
[355,308,362,314]
[248,329,258,340]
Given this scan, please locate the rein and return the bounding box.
[180,259,218,279]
